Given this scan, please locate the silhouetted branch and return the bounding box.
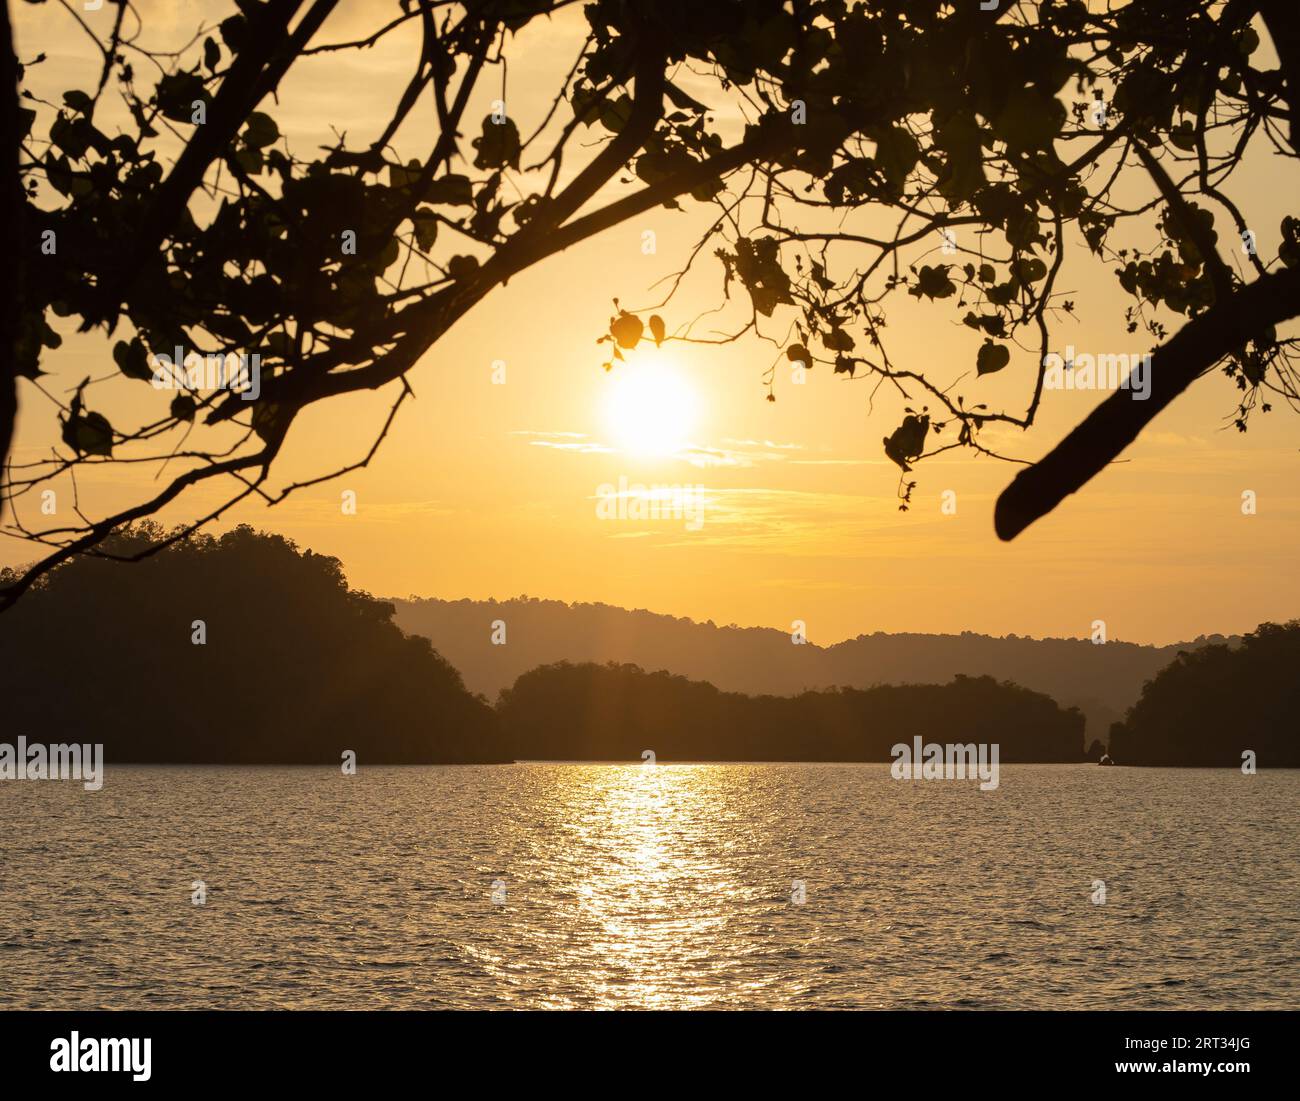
[995,264,1300,540]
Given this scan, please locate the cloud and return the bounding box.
[515,431,616,455]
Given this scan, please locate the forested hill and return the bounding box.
[3,525,1277,766]
[0,524,500,763]
[0,525,1084,764]
[498,663,1085,763]
[1109,621,1300,767]
[394,596,1234,743]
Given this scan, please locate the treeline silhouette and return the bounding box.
[395,596,1233,744]
[499,662,1084,762]
[1,525,1287,766]
[0,523,499,763]
[1109,621,1300,767]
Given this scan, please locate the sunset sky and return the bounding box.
[7,0,1298,646]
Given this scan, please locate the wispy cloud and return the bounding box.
[515,430,615,455]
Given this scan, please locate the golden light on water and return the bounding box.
[478,764,775,1010]
[8,764,1297,1010]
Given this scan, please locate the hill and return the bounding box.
[0,524,502,763]
[498,662,1085,762]
[1109,621,1300,766]
[393,596,1235,745]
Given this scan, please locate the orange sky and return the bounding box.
[7,1,1298,646]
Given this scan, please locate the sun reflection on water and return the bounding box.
[482,764,780,1009]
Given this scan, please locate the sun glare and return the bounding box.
[602,361,699,457]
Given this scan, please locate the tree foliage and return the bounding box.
[0,522,502,761]
[498,661,1086,761]
[1109,620,1300,765]
[3,0,1298,607]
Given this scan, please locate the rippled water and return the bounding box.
[0,764,1296,1009]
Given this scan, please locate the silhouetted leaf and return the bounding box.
[610,312,643,349]
[977,340,1011,375]
[219,13,248,53]
[447,255,480,280]
[472,115,521,170]
[170,394,197,422]
[243,111,279,149]
[883,414,929,472]
[155,71,207,123]
[911,265,956,301]
[425,174,473,205]
[113,338,153,382]
[411,208,438,251]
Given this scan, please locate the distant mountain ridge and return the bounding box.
[392,596,1239,744]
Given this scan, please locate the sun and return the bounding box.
[602,361,699,457]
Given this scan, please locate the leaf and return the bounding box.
[911,264,956,301]
[243,111,279,149]
[233,146,263,175]
[648,315,666,347]
[50,115,96,159]
[569,83,604,127]
[170,394,197,422]
[1005,208,1040,250]
[1280,216,1300,268]
[219,14,248,53]
[203,36,221,74]
[1169,121,1197,152]
[1012,257,1048,283]
[424,173,473,205]
[725,236,793,316]
[610,312,644,349]
[786,343,811,365]
[411,207,438,251]
[14,312,50,379]
[250,400,284,444]
[883,414,929,472]
[933,113,985,202]
[113,338,154,381]
[446,254,480,280]
[664,81,708,113]
[995,87,1066,152]
[822,328,855,352]
[867,125,919,196]
[472,115,521,170]
[987,279,1019,306]
[976,340,1011,375]
[368,237,400,272]
[154,71,207,123]
[61,400,114,457]
[389,159,423,190]
[598,94,632,133]
[62,89,92,114]
[265,331,295,360]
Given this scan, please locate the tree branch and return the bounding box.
[0,0,19,506]
[995,263,1300,540]
[86,0,338,326]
